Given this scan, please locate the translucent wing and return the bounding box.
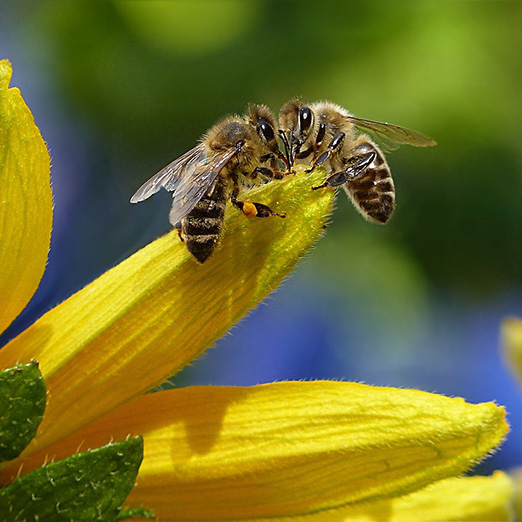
[168,146,239,225]
[347,116,437,148]
[130,145,205,203]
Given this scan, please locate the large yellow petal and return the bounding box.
[501,317,522,386]
[1,381,507,520]
[0,166,333,457]
[278,473,513,522]
[0,60,52,335]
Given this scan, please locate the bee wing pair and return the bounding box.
[130,144,239,225]
[131,105,437,234]
[347,116,437,151]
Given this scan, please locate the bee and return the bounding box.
[131,105,286,263]
[278,100,436,224]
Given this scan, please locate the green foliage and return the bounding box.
[0,437,144,522]
[0,362,46,462]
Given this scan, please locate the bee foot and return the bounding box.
[175,225,185,243]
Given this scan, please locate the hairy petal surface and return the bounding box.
[1,381,507,520]
[264,473,513,522]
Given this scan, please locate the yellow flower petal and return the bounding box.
[2,381,507,520]
[0,60,52,335]
[0,166,333,457]
[339,472,513,522]
[272,473,513,522]
[501,317,522,386]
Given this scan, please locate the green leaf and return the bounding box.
[0,361,46,462]
[0,437,143,522]
[115,507,156,520]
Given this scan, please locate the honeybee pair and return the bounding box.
[131,100,436,263]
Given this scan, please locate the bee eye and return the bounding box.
[257,117,275,143]
[299,107,313,134]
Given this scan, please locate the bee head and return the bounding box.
[247,104,289,167]
[278,99,315,166]
[246,105,277,147]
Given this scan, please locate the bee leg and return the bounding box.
[311,172,346,191]
[260,150,288,177]
[259,153,276,163]
[231,174,286,218]
[261,149,290,173]
[341,151,376,181]
[252,166,284,180]
[174,221,185,242]
[306,131,345,173]
[231,196,286,218]
[306,150,332,174]
[311,152,376,190]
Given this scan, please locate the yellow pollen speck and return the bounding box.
[243,201,258,217]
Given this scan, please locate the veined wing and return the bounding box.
[348,116,437,148]
[130,145,205,203]
[168,146,239,225]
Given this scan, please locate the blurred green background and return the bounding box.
[1,0,522,474]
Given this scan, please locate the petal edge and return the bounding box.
[0,60,52,335]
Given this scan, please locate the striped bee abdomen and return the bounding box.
[343,139,395,224]
[182,175,230,263]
